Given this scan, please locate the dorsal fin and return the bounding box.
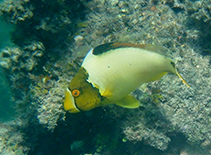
[92,42,169,56]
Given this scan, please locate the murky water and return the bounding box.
[0,0,16,122]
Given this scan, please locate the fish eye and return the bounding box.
[72,89,80,97]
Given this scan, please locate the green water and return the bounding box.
[0,18,13,48]
[0,67,16,122]
[0,0,16,122]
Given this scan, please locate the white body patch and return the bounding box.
[82,47,171,101]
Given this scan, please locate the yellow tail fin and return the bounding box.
[176,70,190,87]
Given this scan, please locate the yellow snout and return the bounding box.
[64,88,80,113]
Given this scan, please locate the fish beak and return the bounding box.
[64,88,80,113]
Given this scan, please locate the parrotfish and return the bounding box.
[64,43,189,113]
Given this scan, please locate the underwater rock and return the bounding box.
[80,0,211,153]
[124,123,171,151]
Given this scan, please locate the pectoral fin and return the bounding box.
[115,95,140,108]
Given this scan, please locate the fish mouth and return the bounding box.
[64,88,80,113]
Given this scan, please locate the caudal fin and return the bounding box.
[176,70,190,87]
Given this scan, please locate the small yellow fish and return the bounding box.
[64,43,189,113]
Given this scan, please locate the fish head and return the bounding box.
[64,67,102,113]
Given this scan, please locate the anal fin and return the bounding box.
[115,94,140,108]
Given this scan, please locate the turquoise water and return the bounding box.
[0,67,16,122]
[0,0,16,122]
[0,17,13,49]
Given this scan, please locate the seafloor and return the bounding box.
[0,0,211,154]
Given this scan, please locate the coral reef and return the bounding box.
[0,41,44,71]
[29,56,79,130]
[0,0,87,153]
[0,0,211,154]
[0,0,33,24]
[0,120,29,155]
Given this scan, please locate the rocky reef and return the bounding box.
[0,0,211,154]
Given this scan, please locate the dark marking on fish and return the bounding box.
[93,43,114,55]
[170,61,175,68]
[93,43,152,55]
